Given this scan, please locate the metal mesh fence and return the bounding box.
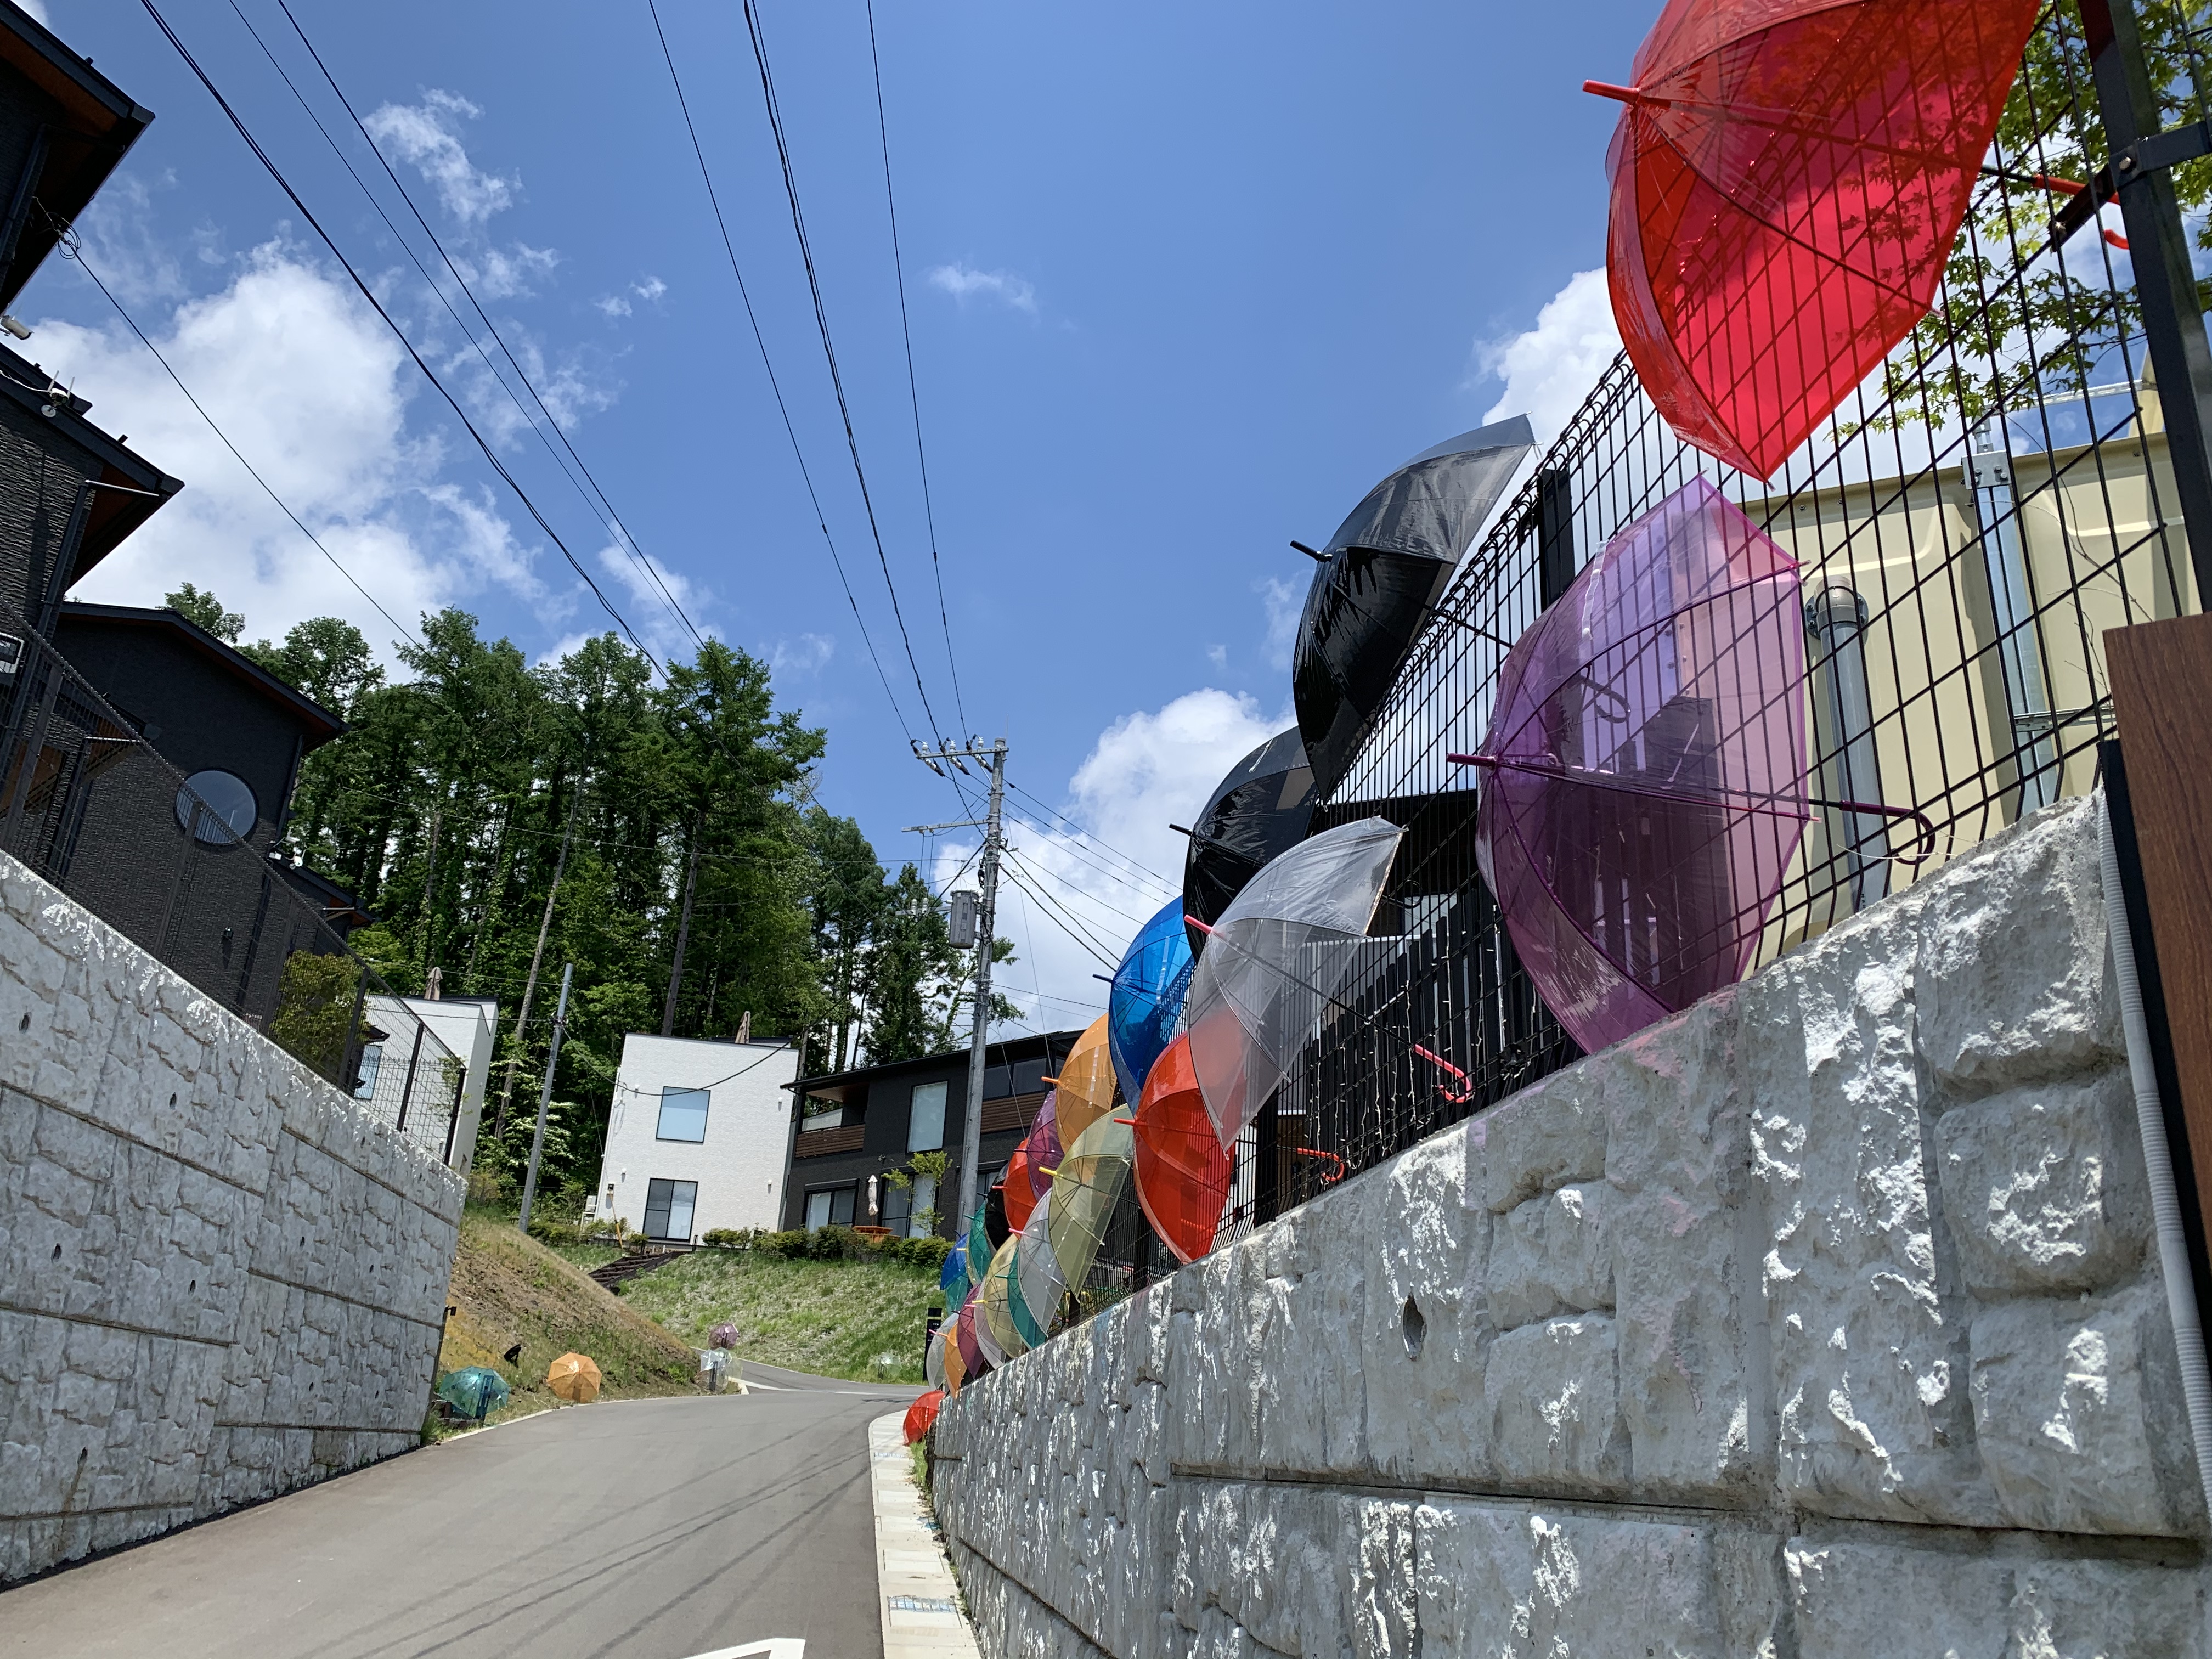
[1237,0,2211,1229]
[0,609,464,1162]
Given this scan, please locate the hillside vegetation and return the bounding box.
[437,1209,701,1427]
[620,1248,942,1384]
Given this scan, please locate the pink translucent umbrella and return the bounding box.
[1454,477,1922,1052]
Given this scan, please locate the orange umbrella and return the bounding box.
[546,1351,603,1403]
[904,1389,944,1443]
[1003,1142,1037,1234]
[1048,1015,1118,1148]
[1133,1032,1232,1264]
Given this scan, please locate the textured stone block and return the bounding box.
[1487,1182,1611,1332]
[1968,1281,2208,1538]
[1361,1129,1483,1485]
[1481,1064,1605,1214]
[1936,1068,2149,1297]
[1418,1501,1743,1658]
[1484,1314,1627,1489]
[1916,797,2119,1092]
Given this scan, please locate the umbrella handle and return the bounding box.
[1291,1145,1347,1184]
[1412,1043,1478,1105]
[1183,915,1216,935]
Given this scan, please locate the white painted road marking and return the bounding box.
[677,1641,804,1658]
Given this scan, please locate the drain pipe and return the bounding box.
[2098,792,2212,1517]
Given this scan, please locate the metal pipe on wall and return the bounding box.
[1807,584,1890,912]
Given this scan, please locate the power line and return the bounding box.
[1005,777,1179,890]
[138,0,664,675]
[57,228,425,650]
[740,0,946,739]
[642,0,916,743]
[244,0,704,653]
[862,0,965,734]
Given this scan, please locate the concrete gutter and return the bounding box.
[870,1412,980,1659]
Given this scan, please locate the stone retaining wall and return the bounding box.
[0,853,461,1582]
[932,794,2212,1656]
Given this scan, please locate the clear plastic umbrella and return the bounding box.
[1184,816,1406,1149]
[925,1322,949,1391]
[1012,1187,1062,1347]
[1047,1108,1135,1291]
[978,1234,1026,1360]
[1049,1016,1118,1149]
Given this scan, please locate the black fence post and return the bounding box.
[1536,466,1577,608]
[2080,0,2212,602]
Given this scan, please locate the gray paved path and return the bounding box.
[1,1376,921,1659]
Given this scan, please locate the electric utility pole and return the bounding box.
[912,736,1007,1240]
[517,961,574,1235]
[495,780,582,1138]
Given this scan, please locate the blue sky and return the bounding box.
[24,0,1649,1031]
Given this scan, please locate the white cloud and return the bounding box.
[1474,267,1621,443]
[1207,643,1227,670]
[460,242,558,301]
[1257,574,1302,672]
[31,244,549,653]
[363,91,516,227]
[770,632,834,677]
[594,542,712,663]
[15,0,47,25]
[928,263,1037,314]
[594,275,667,320]
[940,689,1289,1037]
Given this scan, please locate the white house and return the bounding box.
[588,1033,802,1240]
[359,993,498,1173]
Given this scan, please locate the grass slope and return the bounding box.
[437,1209,701,1427]
[620,1249,941,1384]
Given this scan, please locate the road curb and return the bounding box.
[868,1412,980,1659]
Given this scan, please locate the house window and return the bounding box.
[804,1185,856,1230]
[353,1042,383,1101]
[656,1086,710,1142]
[907,1173,938,1239]
[643,1178,698,1240]
[909,1081,948,1152]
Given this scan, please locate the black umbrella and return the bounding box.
[1181,726,1315,958]
[1293,415,1536,799]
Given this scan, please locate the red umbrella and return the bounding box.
[903,1389,944,1443]
[1132,1033,1232,1266]
[1587,0,2040,477]
[1003,1143,1037,1234]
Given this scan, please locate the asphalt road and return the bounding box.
[1,1365,921,1659]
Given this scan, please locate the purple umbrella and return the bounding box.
[1454,477,1922,1053]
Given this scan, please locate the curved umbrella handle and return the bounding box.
[1412,1042,1477,1105]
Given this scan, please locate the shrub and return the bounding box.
[701,1228,758,1250]
[808,1224,863,1260]
[525,1214,589,1247]
[761,1229,811,1259]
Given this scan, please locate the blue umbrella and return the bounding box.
[1108,896,1196,1108]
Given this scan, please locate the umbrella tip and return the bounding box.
[1290,539,1329,562]
[1583,79,1640,104]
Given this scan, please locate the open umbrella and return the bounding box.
[952,1294,985,1385]
[546,1352,602,1404]
[1181,729,1316,959]
[1024,1091,1062,1206]
[1587,0,2041,478]
[1014,1186,1068,1342]
[1109,896,1196,1106]
[1003,1142,1038,1234]
[942,1317,966,1396]
[1132,1032,1233,1265]
[926,1321,949,1391]
[1047,1108,1135,1295]
[1293,417,1536,800]
[978,1234,1027,1361]
[1185,816,1407,1149]
[1048,1015,1118,1149]
[1458,477,1814,1052]
[436,1365,510,1421]
[903,1389,944,1444]
[939,1237,970,1317]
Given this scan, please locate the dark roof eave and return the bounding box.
[59,601,348,744]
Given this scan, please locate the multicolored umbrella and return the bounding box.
[951,1295,984,1386]
[1108,896,1195,1107]
[1024,1091,1062,1206]
[939,1237,970,1317]
[1185,816,1407,1149]
[1293,417,1535,798]
[1132,1032,1232,1265]
[1458,477,1811,1051]
[1587,0,2040,477]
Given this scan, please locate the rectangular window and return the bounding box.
[643,1178,698,1239]
[656,1086,710,1142]
[907,1173,938,1239]
[353,1042,383,1101]
[882,1181,912,1235]
[803,1186,856,1230]
[909,1081,949,1152]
